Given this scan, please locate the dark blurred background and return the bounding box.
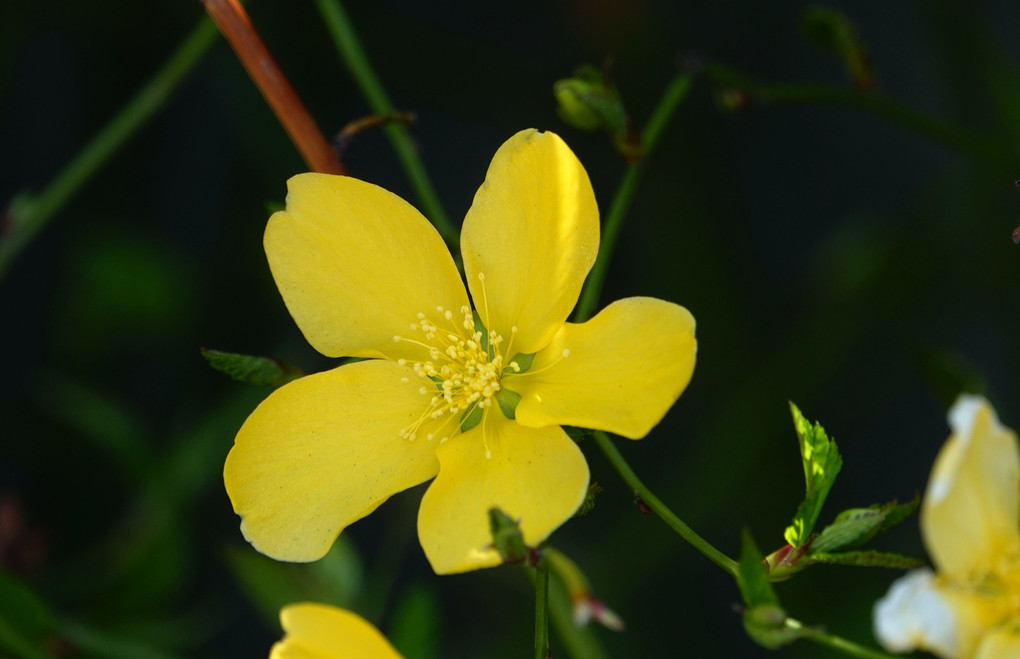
[2,0,1019,657]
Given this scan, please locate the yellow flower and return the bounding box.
[224,129,697,574]
[873,395,1020,658]
[270,603,403,659]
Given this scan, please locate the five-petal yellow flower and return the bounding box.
[224,129,697,574]
[874,395,1020,657]
[271,603,403,659]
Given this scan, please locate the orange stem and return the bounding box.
[202,0,345,175]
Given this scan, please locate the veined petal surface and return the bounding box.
[461,129,599,354]
[923,395,1020,582]
[225,360,440,562]
[266,173,469,362]
[271,603,404,659]
[512,297,696,439]
[417,416,589,574]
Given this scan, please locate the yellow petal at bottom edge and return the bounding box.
[417,414,589,574]
[270,603,404,659]
[512,297,696,439]
[225,360,440,562]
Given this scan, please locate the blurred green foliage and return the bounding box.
[2,0,1020,657]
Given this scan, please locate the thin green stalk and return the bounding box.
[524,565,608,659]
[593,430,739,577]
[787,619,898,659]
[0,18,221,282]
[574,73,693,322]
[534,560,550,659]
[314,0,458,245]
[704,62,1017,171]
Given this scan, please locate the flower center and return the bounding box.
[394,305,520,443]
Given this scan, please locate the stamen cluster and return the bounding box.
[394,306,519,442]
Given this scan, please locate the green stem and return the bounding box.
[574,73,693,322]
[0,17,221,283]
[314,0,458,245]
[704,62,1017,171]
[786,619,898,659]
[534,559,550,659]
[593,431,739,577]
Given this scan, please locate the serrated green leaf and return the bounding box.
[201,349,302,388]
[879,494,920,533]
[803,550,923,569]
[784,402,843,547]
[810,496,920,554]
[810,506,887,554]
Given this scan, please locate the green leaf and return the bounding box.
[488,507,528,564]
[200,349,302,388]
[387,583,442,659]
[810,496,919,554]
[736,531,813,649]
[800,6,874,90]
[784,402,843,547]
[803,550,923,569]
[0,569,54,659]
[574,481,604,518]
[736,530,778,609]
[224,540,362,627]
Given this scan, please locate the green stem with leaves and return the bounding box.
[593,431,739,577]
[573,72,693,322]
[314,0,458,245]
[0,17,221,282]
[534,559,550,659]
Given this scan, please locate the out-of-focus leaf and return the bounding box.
[736,531,813,649]
[784,403,842,547]
[57,618,184,659]
[800,6,874,90]
[200,349,303,388]
[0,569,54,658]
[386,583,441,659]
[38,374,152,485]
[224,539,362,627]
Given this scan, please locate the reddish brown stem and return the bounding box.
[202,0,345,175]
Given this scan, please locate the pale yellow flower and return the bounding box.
[874,395,1020,658]
[270,603,403,659]
[224,129,697,574]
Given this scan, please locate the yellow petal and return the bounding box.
[511,297,696,439]
[975,629,1020,659]
[461,130,599,354]
[266,173,469,361]
[225,360,440,562]
[270,603,404,659]
[922,395,1020,581]
[417,415,589,574]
